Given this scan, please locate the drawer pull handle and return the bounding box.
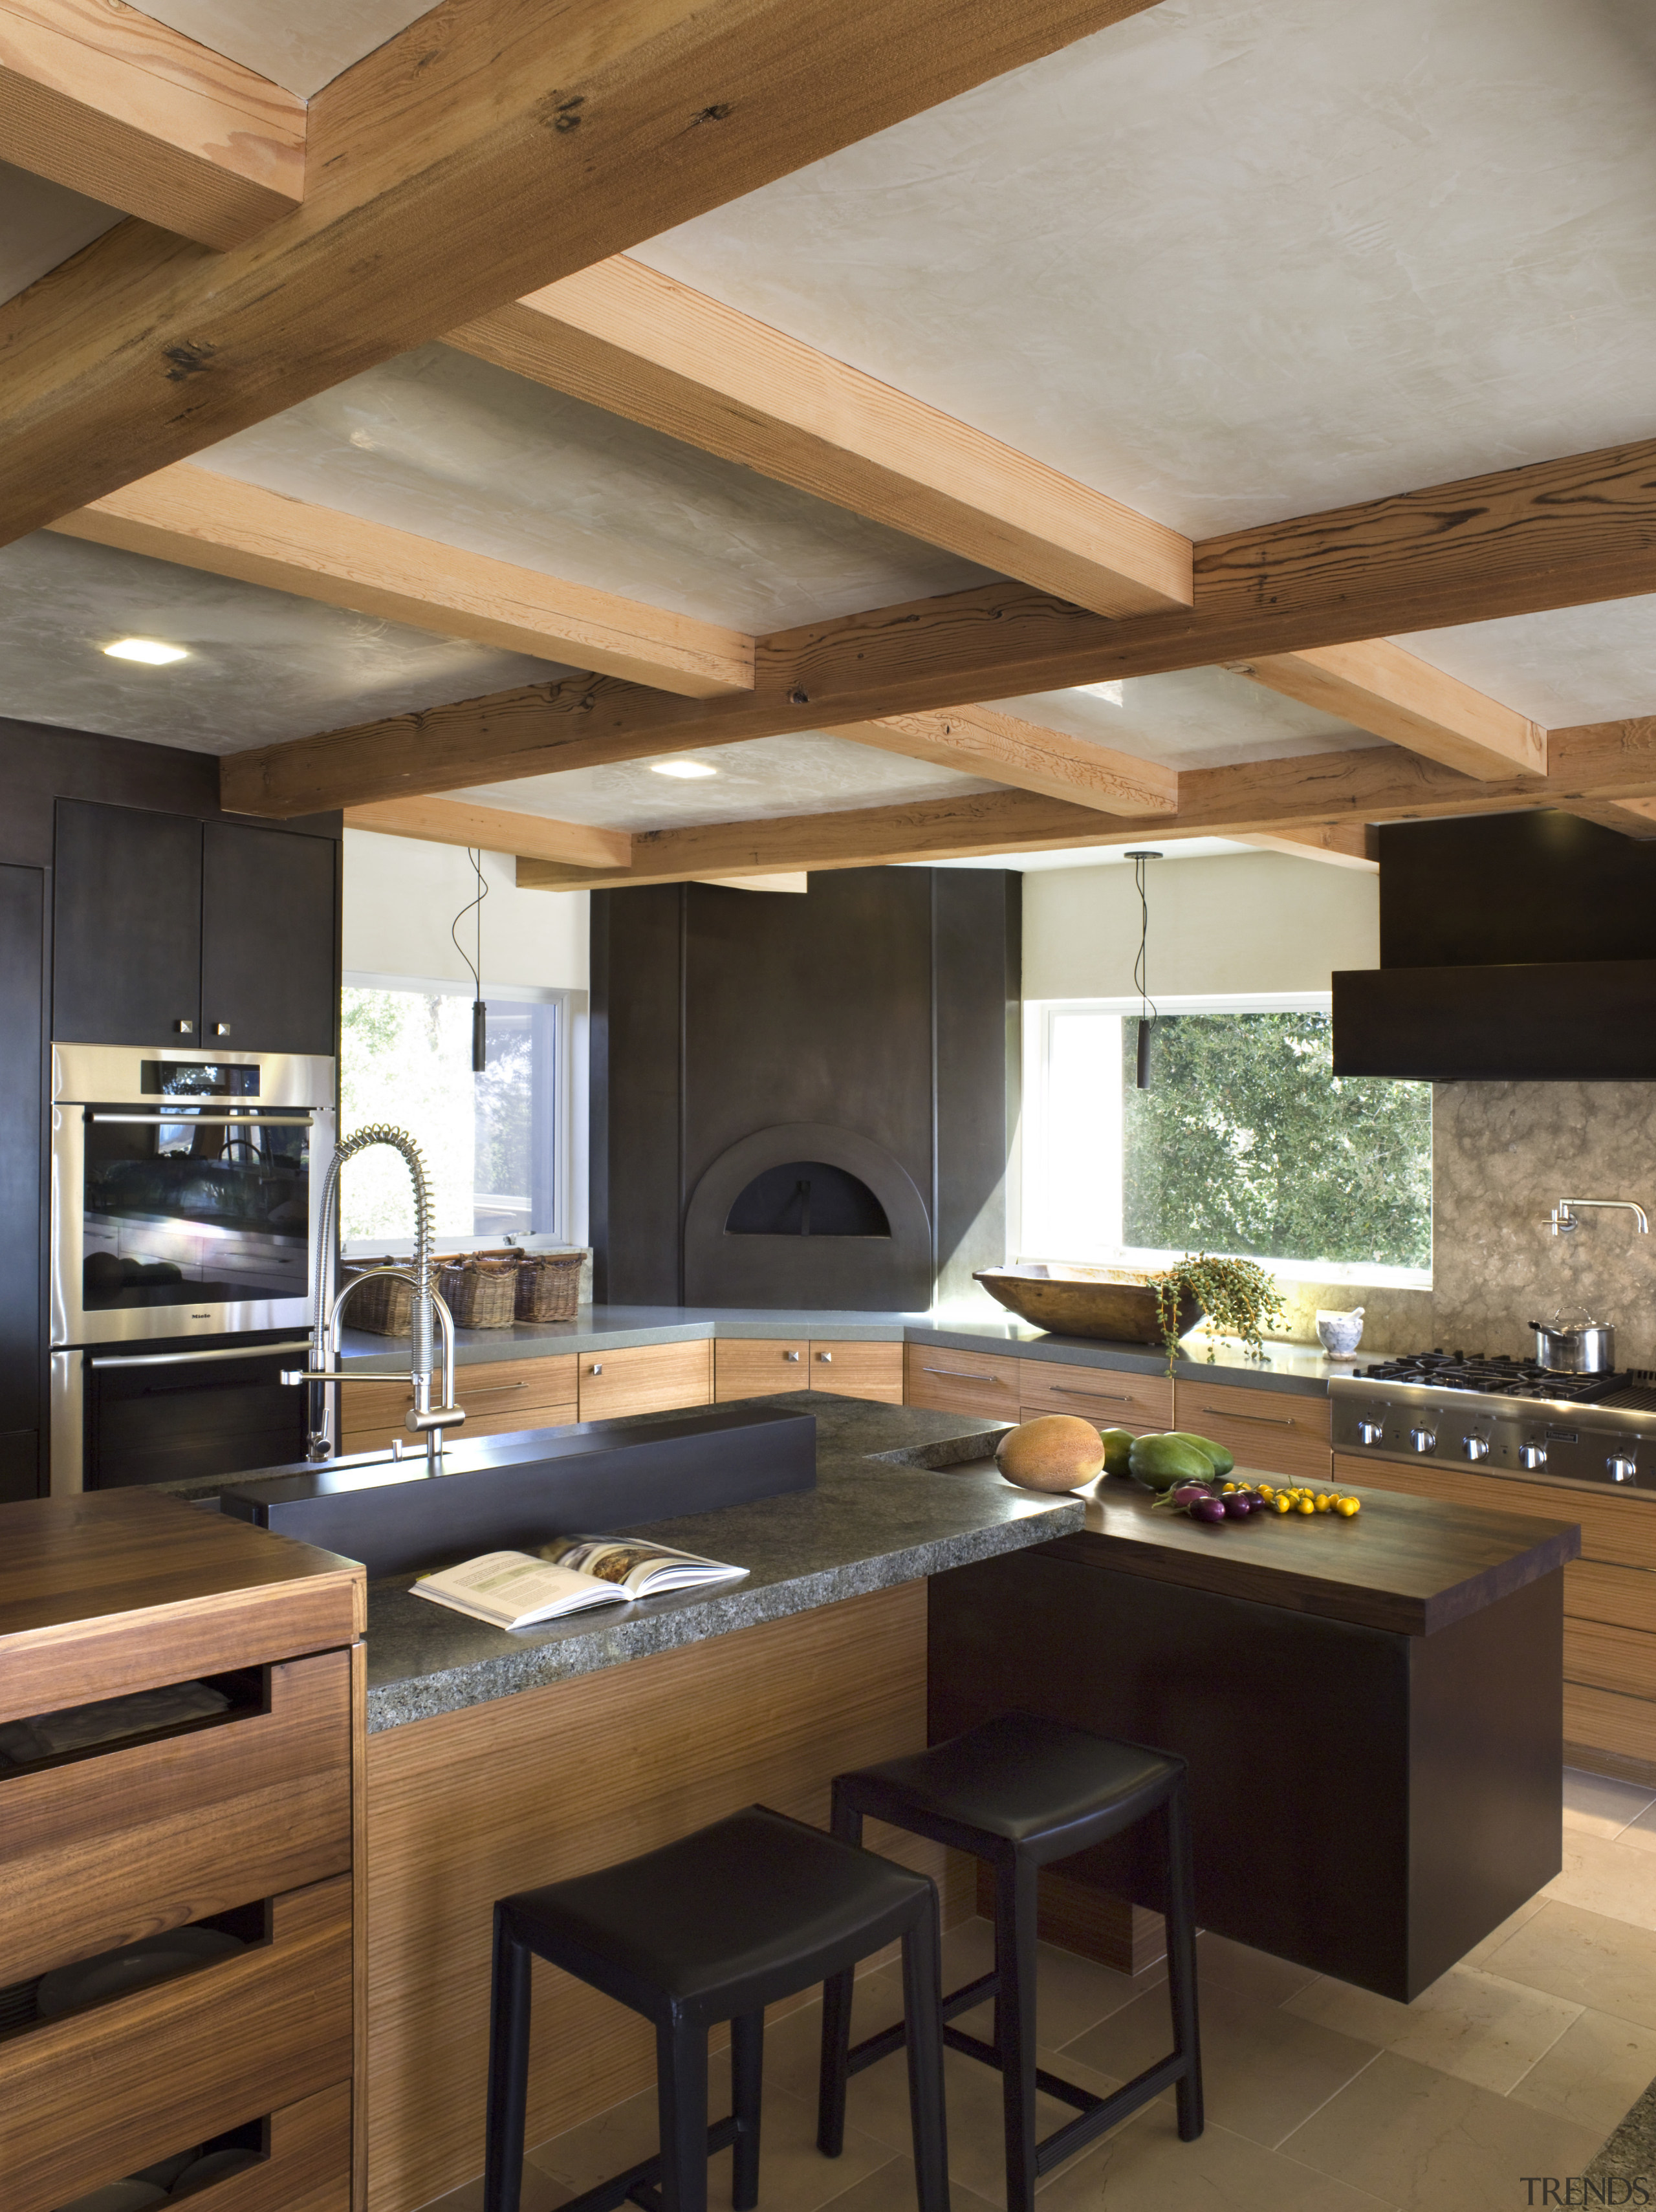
[922,1367,1007,1384]
[461,1380,529,1396]
[1199,1405,1295,1428]
[1052,1386,1132,1404]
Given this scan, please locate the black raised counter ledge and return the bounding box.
[930,1475,1581,2003]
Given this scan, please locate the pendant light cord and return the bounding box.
[450,849,488,1074]
[1131,851,1157,1027]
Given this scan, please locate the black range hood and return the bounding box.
[1332,811,1656,1081]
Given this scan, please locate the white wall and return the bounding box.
[342,829,588,991]
[1021,851,1378,1001]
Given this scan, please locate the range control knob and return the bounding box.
[1409,1425,1437,1455]
[1518,1440,1549,1471]
[1356,1417,1385,1446]
[1462,1433,1490,1462]
[1608,1452,1639,1485]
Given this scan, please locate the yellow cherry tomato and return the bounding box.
[1314,1494,1332,1512]
[1336,1496,1361,1517]
[1296,1497,1315,1515]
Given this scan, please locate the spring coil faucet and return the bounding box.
[281,1123,465,1464]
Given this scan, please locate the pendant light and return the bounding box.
[451,848,489,1073]
[1126,849,1161,1089]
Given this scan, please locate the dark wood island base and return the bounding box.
[929,1476,1580,2003]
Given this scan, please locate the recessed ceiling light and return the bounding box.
[1081,680,1124,704]
[104,638,190,665]
[651,759,718,779]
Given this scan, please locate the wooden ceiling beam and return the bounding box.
[343,796,629,871]
[824,705,1177,814]
[511,714,1656,891]
[0,0,303,248]
[1234,825,1379,871]
[448,255,1192,620]
[1224,638,1546,781]
[1551,799,1656,842]
[0,0,1163,544]
[219,438,1656,819]
[52,464,754,697]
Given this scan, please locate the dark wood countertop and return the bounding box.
[1044,1473,1580,1635]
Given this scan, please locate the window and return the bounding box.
[338,976,578,1249]
[1021,995,1432,1285]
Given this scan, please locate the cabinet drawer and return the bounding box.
[1333,1454,1644,1570]
[0,1652,350,1988]
[809,1341,904,1403]
[578,1339,713,1420]
[1565,1616,1656,1700]
[1565,1680,1656,1766]
[1179,1380,1331,1482]
[1566,1559,1656,1635]
[187,2081,351,2212]
[340,1353,578,1452]
[1020,1360,1172,1429]
[2,1873,352,2212]
[904,1345,1021,1418]
[716,1340,809,1400]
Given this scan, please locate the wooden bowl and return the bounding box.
[974,1264,1203,1346]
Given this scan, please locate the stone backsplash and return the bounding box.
[1253,1081,1656,1365]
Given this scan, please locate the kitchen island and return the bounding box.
[193,1394,1575,2211]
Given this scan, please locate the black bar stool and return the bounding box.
[818,1714,1201,2212]
[484,1804,952,2212]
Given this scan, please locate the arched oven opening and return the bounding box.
[725,1162,891,1241]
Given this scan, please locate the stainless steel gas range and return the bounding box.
[1329,1351,1656,1497]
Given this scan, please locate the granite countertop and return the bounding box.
[339,1306,1341,1397]
[360,1394,1081,1734]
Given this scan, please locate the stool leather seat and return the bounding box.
[820,1714,1202,2212]
[507,1808,932,2008]
[485,1805,950,2212]
[838,1713,1177,1855]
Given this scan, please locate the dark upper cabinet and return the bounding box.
[53,801,338,1057]
[52,800,202,1046]
[201,822,337,1058]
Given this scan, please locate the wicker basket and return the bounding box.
[340,1260,417,1336]
[437,1255,519,1328]
[513,1249,586,1323]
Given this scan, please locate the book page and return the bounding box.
[540,1535,748,1596]
[413,1550,624,1629]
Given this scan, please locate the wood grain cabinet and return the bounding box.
[716,1339,902,1404]
[1335,1451,1656,1776]
[1019,1358,1173,1431]
[339,1353,578,1455]
[1174,1378,1333,1484]
[904,1343,1021,1419]
[577,1338,713,1420]
[0,1490,364,2212]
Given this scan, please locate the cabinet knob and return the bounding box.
[175,1019,194,1035]
[818,1351,832,1363]
[785,1350,800,1361]
[589,1362,602,1375]
[213,1022,231,1037]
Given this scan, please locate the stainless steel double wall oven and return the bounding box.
[49,1043,336,1492]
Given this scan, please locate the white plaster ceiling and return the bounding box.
[990,666,1373,772]
[197,344,994,633]
[1397,596,1656,728]
[139,0,442,98]
[0,532,572,751]
[0,162,120,304]
[637,0,1656,537]
[457,738,995,834]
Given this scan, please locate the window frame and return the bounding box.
[1019,991,1432,1290]
[338,970,588,1261]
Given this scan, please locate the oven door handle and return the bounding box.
[87,1112,316,1126]
[87,1340,316,1370]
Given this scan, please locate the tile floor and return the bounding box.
[426,1768,1656,2212]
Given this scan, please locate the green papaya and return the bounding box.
[1096,1427,1136,1478]
[1161,1431,1236,1478]
[1127,1433,1216,1492]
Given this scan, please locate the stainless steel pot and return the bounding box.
[1529,1318,1617,1372]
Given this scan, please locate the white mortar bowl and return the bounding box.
[1316,1308,1365,1358]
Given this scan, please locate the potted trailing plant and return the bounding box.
[1149,1253,1287,1376]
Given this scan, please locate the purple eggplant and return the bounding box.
[1223,1495,1253,1518]
[1190,1497,1228,1524]
[1170,1484,1210,1508]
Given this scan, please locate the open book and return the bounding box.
[411,1537,748,1632]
